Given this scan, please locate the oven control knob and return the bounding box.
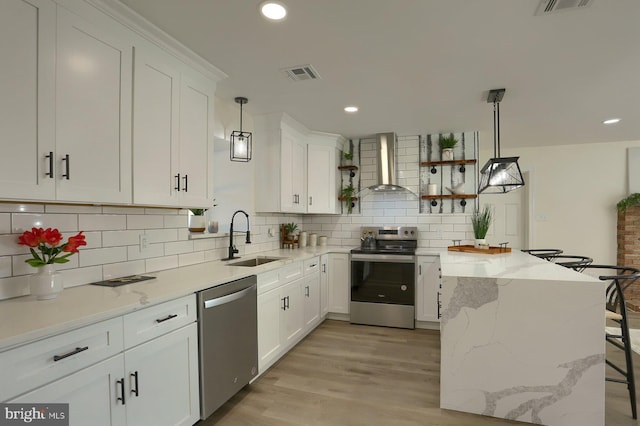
[401,285,407,291]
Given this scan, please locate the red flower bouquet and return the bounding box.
[18,228,87,267]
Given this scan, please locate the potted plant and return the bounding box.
[188,208,207,232]
[343,151,354,166]
[17,228,87,300]
[340,184,356,214]
[471,205,492,249]
[616,193,640,213]
[439,134,458,161]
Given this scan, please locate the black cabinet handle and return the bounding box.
[437,292,442,319]
[183,174,188,192]
[281,297,287,311]
[62,154,70,180]
[45,152,54,178]
[53,346,88,362]
[116,378,125,405]
[286,295,290,309]
[322,264,326,273]
[309,196,313,206]
[131,371,139,396]
[305,286,310,297]
[419,265,422,275]
[174,173,181,191]
[156,314,178,323]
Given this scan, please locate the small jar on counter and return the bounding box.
[309,233,318,247]
[318,236,327,246]
[299,231,308,247]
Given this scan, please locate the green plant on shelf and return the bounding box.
[439,134,458,150]
[340,185,356,214]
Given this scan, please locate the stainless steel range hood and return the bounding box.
[366,132,414,193]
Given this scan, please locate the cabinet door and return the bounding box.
[10,355,126,426]
[416,256,441,322]
[280,127,307,213]
[132,44,180,206]
[280,279,304,347]
[124,323,199,426]
[303,273,321,331]
[178,69,215,207]
[55,6,132,204]
[307,144,337,213]
[328,253,350,314]
[320,255,329,318]
[257,287,283,373]
[0,0,55,201]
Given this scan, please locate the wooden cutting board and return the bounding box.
[448,245,512,254]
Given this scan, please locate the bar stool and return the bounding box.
[582,265,640,419]
[554,255,593,272]
[521,249,563,261]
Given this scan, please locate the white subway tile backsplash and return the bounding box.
[194,239,216,251]
[127,214,164,230]
[103,260,146,280]
[45,205,101,214]
[441,215,467,224]
[127,243,165,261]
[178,251,205,267]
[103,230,140,247]
[12,213,78,233]
[0,235,29,256]
[145,255,179,272]
[145,229,178,243]
[103,206,146,215]
[80,247,127,267]
[0,276,29,299]
[145,207,179,215]
[165,240,194,256]
[12,255,79,277]
[0,203,44,213]
[0,214,10,234]
[61,266,103,288]
[164,215,185,228]
[79,214,126,231]
[0,257,11,278]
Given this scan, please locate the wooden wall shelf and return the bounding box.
[420,159,477,167]
[421,194,477,200]
[338,196,359,201]
[338,165,358,171]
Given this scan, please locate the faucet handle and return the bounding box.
[232,245,239,254]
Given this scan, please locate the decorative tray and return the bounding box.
[448,245,512,254]
[90,275,156,287]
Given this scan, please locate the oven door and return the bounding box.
[351,253,415,305]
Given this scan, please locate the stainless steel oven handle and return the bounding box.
[350,253,415,263]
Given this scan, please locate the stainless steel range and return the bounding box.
[350,226,417,329]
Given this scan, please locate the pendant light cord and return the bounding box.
[493,100,502,158]
[239,101,243,132]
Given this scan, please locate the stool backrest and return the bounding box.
[554,255,593,272]
[581,265,640,316]
[521,249,563,261]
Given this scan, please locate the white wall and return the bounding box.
[489,139,640,264]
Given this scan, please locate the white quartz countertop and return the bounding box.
[0,246,351,351]
[440,249,599,282]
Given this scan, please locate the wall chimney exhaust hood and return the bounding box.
[365,132,415,194]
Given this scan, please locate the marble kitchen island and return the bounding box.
[439,250,605,426]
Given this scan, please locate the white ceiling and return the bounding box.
[118,0,640,148]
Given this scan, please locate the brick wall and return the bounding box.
[617,205,640,301]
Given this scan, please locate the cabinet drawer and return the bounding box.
[123,294,196,349]
[304,257,320,275]
[280,262,303,284]
[0,316,124,402]
[258,270,281,295]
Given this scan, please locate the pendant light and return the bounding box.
[478,88,525,194]
[230,97,252,162]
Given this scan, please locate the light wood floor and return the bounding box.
[199,320,640,426]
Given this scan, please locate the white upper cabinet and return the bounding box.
[0,0,55,200]
[55,5,133,204]
[254,114,344,214]
[132,42,215,208]
[307,132,344,214]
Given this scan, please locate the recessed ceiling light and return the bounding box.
[603,118,621,125]
[344,106,358,113]
[260,2,287,21]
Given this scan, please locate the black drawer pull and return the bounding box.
[117,378,125,405]
[62,154,70,180]
[53,346,88,362]
[156,314,178,323]
[174,173,181,191]
[183,174,188,192]
[131,371,139,396]
[45,151,54,178]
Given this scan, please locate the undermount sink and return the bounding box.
[227,256,283,267]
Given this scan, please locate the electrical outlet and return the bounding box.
[139,234,148,252]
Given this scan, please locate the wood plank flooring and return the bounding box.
[199,320,640,426]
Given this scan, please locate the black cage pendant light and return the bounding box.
[230,97,252,162]
[478,88,525,194]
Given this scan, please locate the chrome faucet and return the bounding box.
[223,210,251,260]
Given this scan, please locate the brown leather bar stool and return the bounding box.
[582,265,640,419]
[553,255,593,272]
[521,249,563,261]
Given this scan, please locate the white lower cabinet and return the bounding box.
[10,355,126,426]
[257,257,323,375]
[416,256,442,322]
[2,295,199,426]
[328,253,350,315]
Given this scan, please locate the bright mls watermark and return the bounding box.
[0,404,68,425]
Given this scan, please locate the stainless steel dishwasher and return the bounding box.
[197,275,258,419]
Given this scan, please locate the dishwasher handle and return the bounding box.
[204,285,254,309]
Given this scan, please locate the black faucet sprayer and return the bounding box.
[223,210,251,260]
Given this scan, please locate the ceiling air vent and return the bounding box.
[535,0,593,15]
[282,64,321,82]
